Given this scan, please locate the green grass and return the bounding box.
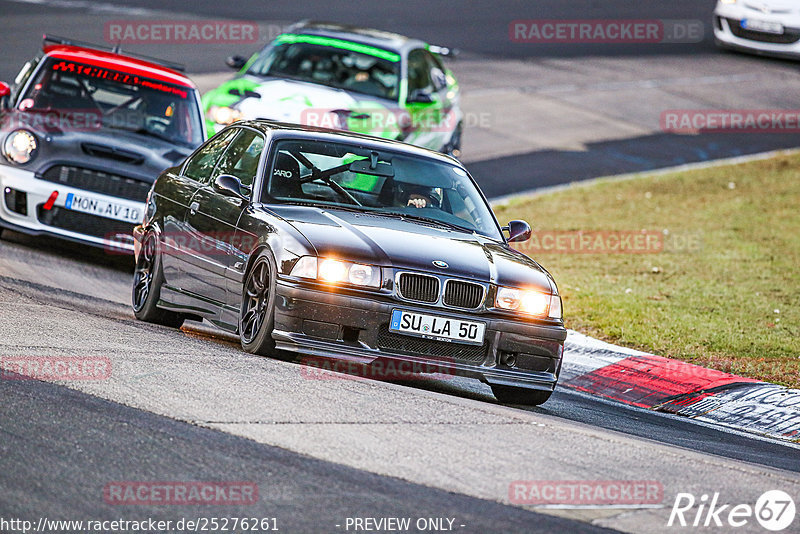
[493,153,800,387]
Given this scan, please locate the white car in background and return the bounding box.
[714,0,800,59]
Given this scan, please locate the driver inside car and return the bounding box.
[400,185,439,209]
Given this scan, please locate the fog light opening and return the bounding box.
[4,187,28,216]
[499,352,517,368]
[341,327,361,343]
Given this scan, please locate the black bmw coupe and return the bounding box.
[132,120,566,405]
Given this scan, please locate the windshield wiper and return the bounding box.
[275,202,474,233]
[379,211,474,234]
[274,200,365,213]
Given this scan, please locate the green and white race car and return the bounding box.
[203,21,463,156]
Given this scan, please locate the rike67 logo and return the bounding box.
[668,490,796,531]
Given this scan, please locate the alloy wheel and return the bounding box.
[241,259,271,344]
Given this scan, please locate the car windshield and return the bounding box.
[263,139,502,240]
[246,35,400,101]
[19,57,204,147]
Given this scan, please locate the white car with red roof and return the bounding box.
[0,35,205,251]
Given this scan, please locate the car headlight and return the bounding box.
[3,129,38,164]
[495,287,562,319]
[208,106,243,125]
[719,0,737,4]
[290,256,381,289]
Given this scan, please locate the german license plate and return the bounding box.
[741,19,784,34]
[390,309,485,345]
[65,192,141,224]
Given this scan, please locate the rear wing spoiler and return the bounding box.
[43,34,187,72]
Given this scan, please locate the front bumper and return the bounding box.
[273,281,567,391]
[0,164,144,252]
[714,11,800,58]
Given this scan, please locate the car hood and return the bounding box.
[760,0,798,10]
[236,78,399,130]
[0,113,195,184]
[270,206,555,294]
[718,0,800,18]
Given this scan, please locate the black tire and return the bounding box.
[491,385,552,406]
[132,230,186,328]
[239,250,278,356]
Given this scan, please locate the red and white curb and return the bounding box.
[561,331,800,443]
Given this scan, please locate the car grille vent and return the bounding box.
[377,324,488,364]
[398,273,439,303]
[163,149,186,162]
[443,280,484,309]
[40,165,151,202]
[81,142,145,165]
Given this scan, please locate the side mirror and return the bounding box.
[226,55,247,70]
[502,220,531,243]
[214,174,250,200]
[0,81,10,99]
[407,89,435,104]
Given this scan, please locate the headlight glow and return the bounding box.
[209,106,242,125]
[3,129,38,164]
[521,291,549,316]
[319,259,348,283]
[290,256,381,289]
[495,286,560,319]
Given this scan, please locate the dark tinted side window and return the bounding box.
[212,129,265,189]
[407,49,434,94]
[183,128,237,182]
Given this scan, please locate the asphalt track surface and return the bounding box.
[0,230,798,533]
[141,0,714,58]
[1,1,799,532]
[1,374,613,534]
[3,0,722,69]
[2,237,798,474]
